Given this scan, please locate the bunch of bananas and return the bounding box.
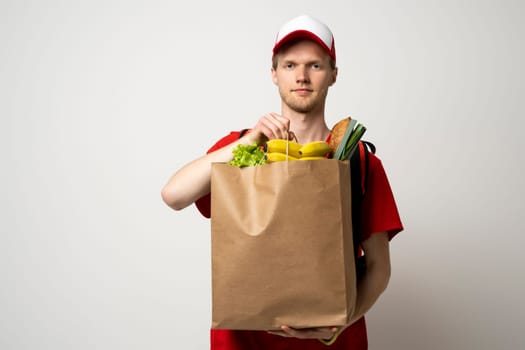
[265,139,332,163]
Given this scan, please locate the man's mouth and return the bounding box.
[292,88,313,94]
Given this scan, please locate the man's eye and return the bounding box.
[312,64,321,69]
[285,63,294,69]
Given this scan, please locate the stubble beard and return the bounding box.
[279,89,328,114]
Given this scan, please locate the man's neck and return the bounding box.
[283,109,331,144]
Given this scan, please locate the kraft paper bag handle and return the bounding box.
[284,130,297,161]
[285,131,289,159]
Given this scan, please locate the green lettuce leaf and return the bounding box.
[229,144,267,167]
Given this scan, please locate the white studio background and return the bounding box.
[1,1,524,349]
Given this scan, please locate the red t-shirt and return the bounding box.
[196,131,403,350]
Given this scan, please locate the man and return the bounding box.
[162,15,403,350]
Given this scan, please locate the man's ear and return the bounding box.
[330,67,338,86]
[271,67,278,85]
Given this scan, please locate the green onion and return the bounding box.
[333,119,367,160]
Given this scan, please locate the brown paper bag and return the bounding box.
[210,159,356,330]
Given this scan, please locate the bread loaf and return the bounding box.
[328,117,351,152]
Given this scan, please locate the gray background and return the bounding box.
[2,0,524,349]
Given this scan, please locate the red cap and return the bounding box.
[273,15,336,63]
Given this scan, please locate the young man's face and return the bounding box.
[272,40,338,114]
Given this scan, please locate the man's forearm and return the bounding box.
[350,232,391,323]
[351,258,391,323]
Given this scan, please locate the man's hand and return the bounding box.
[267,325,339,340]
[246,113,295,145]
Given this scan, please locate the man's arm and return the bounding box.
[350,231,391,323]
[161,143,240,211]
[161,113,291,211]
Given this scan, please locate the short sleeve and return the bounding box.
[194,131,244,218]
[360,153,404,241]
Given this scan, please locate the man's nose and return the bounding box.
[296,66,310,83]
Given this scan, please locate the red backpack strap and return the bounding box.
[359,140,376,195]
[351,140,376,278]
[238,128,250,138]
[359,142,366,194]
